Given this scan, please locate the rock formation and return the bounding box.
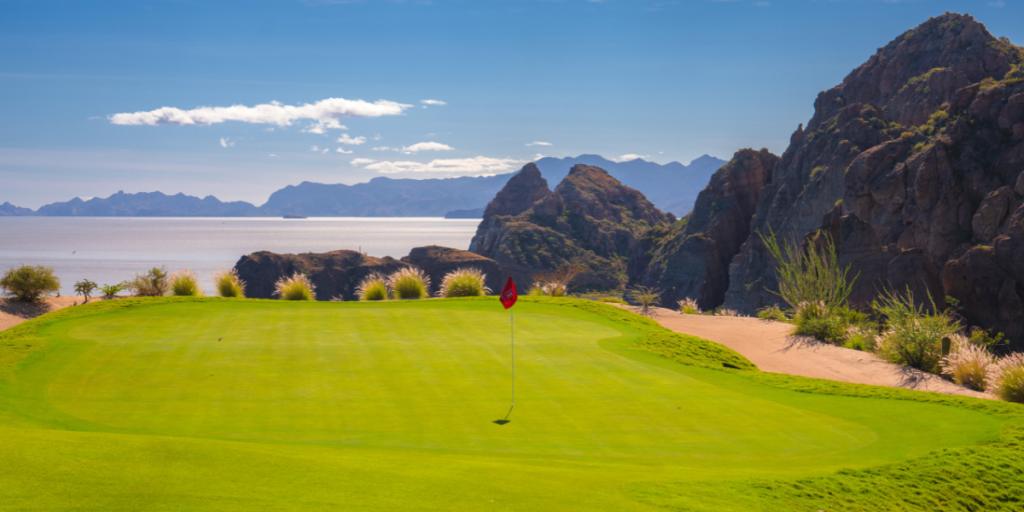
[400,245,502,295]
[471,163,672,292]
[630,149,779,310]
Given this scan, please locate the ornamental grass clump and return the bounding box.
[212,268,246,298]
[873,288,959,373]
[756,305,788,322]
[275,273,316,301]
[438,268,490,298]
[356,273,389,301]
[125,267,170,297]
[0,264,61,302]
[678,298,702,315]
[627,286,661,318]
[169,270,204,297]
[988,353,1024,403]
[389,268,430,300]
[940,335,995,391]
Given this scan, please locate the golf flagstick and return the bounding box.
[500,277,518,413]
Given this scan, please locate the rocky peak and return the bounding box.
[553,164,669,226]
[469,163,551,254]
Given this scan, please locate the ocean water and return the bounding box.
[0,217,480,295]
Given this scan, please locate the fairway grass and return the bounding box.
[1,297,1022,511]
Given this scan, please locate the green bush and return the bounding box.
[389,268,429,300]
[989,353,1024,403]
[438,268,490,298]
[356,273,389,301]
[74,279,99,302]
[791,301,867,345]
[677,298,702,315]
[125,267,170,297]
[101,283,124,300]
[940,336,995,391]
[169,270,204,297]
[275,273,316,301]
[759,229,856,311]
[528,286,546,296]
[873,288,959,373]
[0,265,60,302]
[756,305,788,322]
[212,268,245,298]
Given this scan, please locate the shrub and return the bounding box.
[757,305,788,322]
[989,353,1024,403]
[212,268,246,298]
[169,270,204,297]
[759,229,856,311]
[532,264,583,296]
[627,286,661,318]
[0,265,61,302]
[438,268,490,298]
[528,286,546,297]
[713,308,740,317]
[74,279,99,302]
[873,288,960,373]
[598,297,627,305]
[940,336,995,391]
[542,282,567,297]
[791,301,868,345]
[356,273,389,301]
[125,267,170,297]
[389,268,430,300]
[843,326,878,352]
[275,273,316,301]
[101,283,124,300]
[678,298,702,315]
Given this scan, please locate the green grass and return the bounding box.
[0,297,1020,511]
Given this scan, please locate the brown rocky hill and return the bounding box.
[471,163,672,292]
[635,13,1023,347]
[234,246,501,301]
[630,149,779,310]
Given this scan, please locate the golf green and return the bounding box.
[0,298,1011,510]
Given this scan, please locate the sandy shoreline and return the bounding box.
[0,296,101,332]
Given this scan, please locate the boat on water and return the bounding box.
[283,213,308,219]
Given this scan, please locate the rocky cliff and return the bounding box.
[234,246,503,301]
[471,163,672,292]
[711,13,1024,347]
[630,149,779,310]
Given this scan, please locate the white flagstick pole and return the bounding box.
[511,308,514,407]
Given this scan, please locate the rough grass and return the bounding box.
[941,336,995,391]
[274,273,315,301]
[169,269,204,297]
[212,268,245,298]
[990,353,1024,403]
[678,298,701,315]
[438,268,490,298]
[356,273,389,301]
[388,268,429,299]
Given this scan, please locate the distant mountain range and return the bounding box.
[0,154,725,218]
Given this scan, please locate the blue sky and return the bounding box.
[2,0,1022,208]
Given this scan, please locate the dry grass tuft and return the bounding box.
[275,273,316,301]
[940,335,994,391]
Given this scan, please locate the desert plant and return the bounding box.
[627,286,661,317]
[756,305,788,322]
[74,279,99,302]
[275,273,316,301]
[528,285,546,296]
[541,281,567,297]
[713,308,740,317]
[940,335,995,391]
[598,297,627,305]
[873,287,960,372]
[100,283,124,300]
[988,352,1024,403]
[678,298,702,315]
[0,265,61,302]
[438,268,490,298]
[169,270,204,297]
[389,268,430,300]
[125,267,170,297]
[843,325,878,352]
[212,268,246,298]
[760,229,856,311]
[532,264,583,296]
[356,273,389,301]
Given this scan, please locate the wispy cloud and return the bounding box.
[400,141,454,154]
[372,146,395,151]
[109,97,412,126]
[336,147,353,154]
[360,156,521,176]
[337,134,367,145]
[303,119,347,134]
[613,154,649,162]
[420,99,447,106]
[989,0,1005,6]
[350,158,376,166]
[220,138,235,148]
[526,141,552,146]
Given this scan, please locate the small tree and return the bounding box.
[627,286,662,318]
[74,279,99,303]
[759,228,856,311]
[101,283,124,300]
[0,265,61,302]
[125,267,170,297]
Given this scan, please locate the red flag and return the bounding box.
[500,277,518,309]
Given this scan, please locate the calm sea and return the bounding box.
[0,217,480,295]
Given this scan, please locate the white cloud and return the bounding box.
[109,97,412,126]
[372,146,393,151]
[220,138,235,148]
[989,0,1005,6]
[366,156,521,176]
[337,134,367,145]
[373,133,382,140]
[351,158,377,166]
[269,153,277,157]
[336,148,353,154]
[526,141,552,146]
[613,154,649,162]
[311,145,320,152]
[420,99,447,106]
[401,141,454,154]
[303,119,347,134]
[322,148,329,154]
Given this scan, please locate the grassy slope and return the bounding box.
[0,297,1019,511]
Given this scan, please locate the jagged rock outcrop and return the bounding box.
[718,13,1024,348]
[630,149,779,310]
[471,163,672,292]
[400,245,502,295]
[234,247,503,301]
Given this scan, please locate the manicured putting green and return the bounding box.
[0,299,1003,511]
